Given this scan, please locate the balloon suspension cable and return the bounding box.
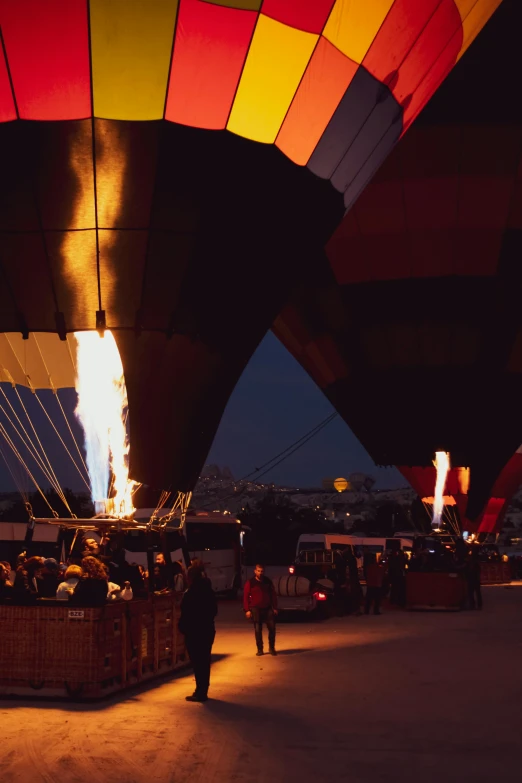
[149,490,172,524]
[29,516,152,532]
[35,391,91,493]
[54,390,90,478]
[13,386,73,515]
[25,501,34,524]
[0,441,29,504]
[0,389,65,497]
[157,491,192,529]
[0,386,74,516]
[0,417,59,517]
[31,332,91,492]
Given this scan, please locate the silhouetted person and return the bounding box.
[13,556,44,600]
[178,566,217,702]
[243,564,278,655]
[38,558,61,598]
[454,537,467,567]
[466,547,483,610]
[364,555,386,616]
[0,562,13,600]
[388,551,407,607]
[344,548,363,615]
[70,556,111,606]
[153,553,170,590]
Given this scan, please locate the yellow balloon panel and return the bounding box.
[90,0,179,120]
[0,334,76,390]
[227,15,317,144]
[455,0,503,60]
[323,0,395,64]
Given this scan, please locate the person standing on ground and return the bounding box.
[388,550,407,607]
[466,547,483,610]
[344,547,363,615]
[178,565,217,702]
[364,554,387,615]
[243,564,278,656]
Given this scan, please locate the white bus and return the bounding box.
[296,533,413,560]
[0,521,59,563]
[129,509,247,595]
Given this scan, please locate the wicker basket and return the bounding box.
[0,593,188,699]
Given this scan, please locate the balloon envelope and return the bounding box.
[273,0,522,521]
[0,0,501,491]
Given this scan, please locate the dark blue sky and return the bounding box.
[0,332,403,493]
[207,332,402,489]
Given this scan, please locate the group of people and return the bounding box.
[0,553,134,604]
[0,534,185,605]
[328,541,485,614]
[0,540,488,704]
[328,548,406,616]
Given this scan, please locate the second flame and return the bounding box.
[432,450,450,530]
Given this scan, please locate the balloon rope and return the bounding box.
[54,390,90,478]
[153,491,171,519]
[0,420,55,514]
[198,412,339,510]
[0,442,28,503]
[241,412,339,482]
[0,389,64,497]
[13,387,72,514]
[34,392,91,493]
[30,334,90,484]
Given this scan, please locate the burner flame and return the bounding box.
[432,451,450,530]
[74,330,137,516]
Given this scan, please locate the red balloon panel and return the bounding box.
[0,0,90,120]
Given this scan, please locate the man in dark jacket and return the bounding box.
[243,564,278,656]
[178,565,217,702]
[39,558,61,598]
[364,554,387,615]
[466,547,483,610]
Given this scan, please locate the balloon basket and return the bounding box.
[0,593,188,700]
[406,571,466,611]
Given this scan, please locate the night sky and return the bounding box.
[0,332,402,495]
[207,332,402,489]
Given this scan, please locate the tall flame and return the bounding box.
[74,330,136,516]
[432,451,450,530]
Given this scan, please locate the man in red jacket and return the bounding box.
[243,564,278,656]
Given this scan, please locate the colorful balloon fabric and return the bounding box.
[0,0,501,208]
[0,0,503,493]
[273,0,522,526]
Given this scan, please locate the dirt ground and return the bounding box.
[1,584,521,783]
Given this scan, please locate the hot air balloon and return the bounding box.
[0,0,501,508]
[273,0,522,535]
[399,447,522,536]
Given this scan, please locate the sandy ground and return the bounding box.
[1,584,521,783]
